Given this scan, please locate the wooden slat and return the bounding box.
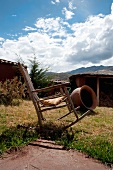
[18,62,91,129]
[97,77,99,106]
[18,63,43,126]
[32,83,70,93]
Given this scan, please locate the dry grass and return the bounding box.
[72,107,113,140]
[0,100,113,164]
[0,100,113,138]
[0,100,38,134]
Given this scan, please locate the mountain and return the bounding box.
[47,65,113,81]
[67,65,113,74]
[46,72,70,81]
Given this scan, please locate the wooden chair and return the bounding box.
[18,63,91,129]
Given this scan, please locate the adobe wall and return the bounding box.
[0,63,18,82]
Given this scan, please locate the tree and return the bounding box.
[29,57,51,89]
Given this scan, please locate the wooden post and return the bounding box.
[97,77,99,106]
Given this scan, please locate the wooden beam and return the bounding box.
[97,77,99,106]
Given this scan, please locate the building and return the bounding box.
[0,59,26,82]
[69,70,113,107]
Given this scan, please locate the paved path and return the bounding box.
[0,139,109,170]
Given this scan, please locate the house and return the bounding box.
[0,59,26,82]
[69,70,113,107]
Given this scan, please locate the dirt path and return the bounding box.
[0,139,109,170]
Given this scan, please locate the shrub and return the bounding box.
[0,77,26,106]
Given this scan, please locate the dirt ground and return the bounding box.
[0,139,110,170]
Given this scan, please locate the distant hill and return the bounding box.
[47,65,113,81]
[67,65,113,74]
[46,72,70,81]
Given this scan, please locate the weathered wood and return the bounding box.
[63,86,78,119]
[32,83,70,93]
[18,63,91,129]
[97,77,99,106]
[63,110,91,130]
[18,63,43,126]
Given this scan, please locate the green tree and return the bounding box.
[29,57,51,89]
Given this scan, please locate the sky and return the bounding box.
[0,0,113,72]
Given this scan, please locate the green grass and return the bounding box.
[58,130,113,164]
[0,125,39,154]
[0,100,113,166]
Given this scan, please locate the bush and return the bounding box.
[0,77,26,106]
[29,57,52,89]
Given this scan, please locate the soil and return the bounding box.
[0,139,110,170]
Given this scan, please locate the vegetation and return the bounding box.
[0,77,25,106]
[0,65,112,167]
[0,100,113,167]
[29,57,52,89]
[46,72,70,81]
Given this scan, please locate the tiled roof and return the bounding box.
[0,59,18,65]
[84,70,113,76]
[0,59,27,68]
[69,69,113,78]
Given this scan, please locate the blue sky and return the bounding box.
[0,0,113,72]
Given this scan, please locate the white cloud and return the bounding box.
[68,1,77,10]
[12,14,17,17]
[55,0,60,3]
[0,37,4,42]
[51,1,55,5]
[65,13,113,66]
[23,26,37,31]
[51,0,60,5]
[1,4,113,72]
[35,17,68,38]
[62,7,75,20]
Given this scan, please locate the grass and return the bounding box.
[0,100,113,166]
